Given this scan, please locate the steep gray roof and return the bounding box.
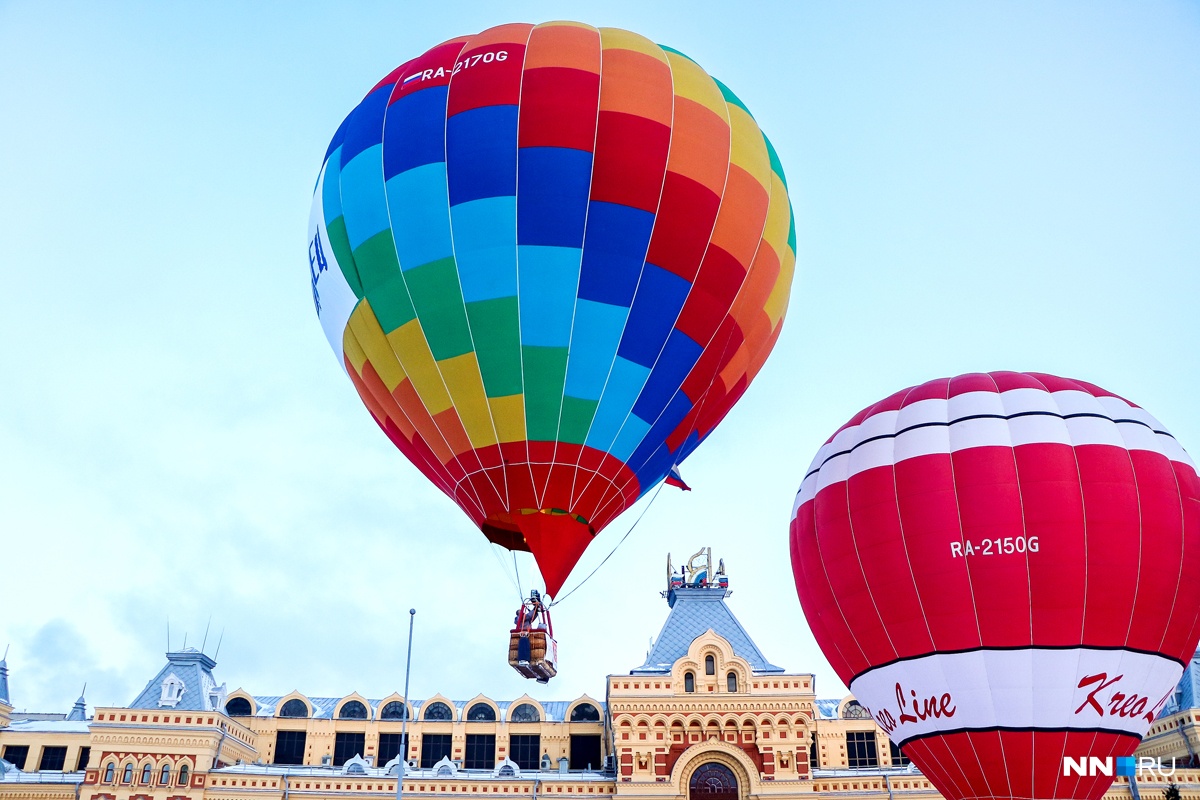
[815,699,841,719]
[1159,648,1200,718]
[129,648,227,712]
[632,587,784,674]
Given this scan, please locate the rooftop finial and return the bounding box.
[664,548,729,605]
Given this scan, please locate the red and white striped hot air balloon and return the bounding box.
[789,372,1200,800]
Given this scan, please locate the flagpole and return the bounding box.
[397,609,415,800]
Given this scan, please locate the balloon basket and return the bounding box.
[508,629,558,683]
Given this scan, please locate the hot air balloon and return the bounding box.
[307,22,795,602]
[790,372,1200,800]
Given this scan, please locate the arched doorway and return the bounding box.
[689,762,739,800]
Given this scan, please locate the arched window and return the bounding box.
[727,672,738,693]
[160,764,171,785]
[467,702,496,721]
[704,655,715,675]
[178,765,189,786]
[424,701,454,721]
[841,701,871,720]
[141,764,152,784]
[689,762,738,800]
[381,701,408,720]
[511,703,540,723]
[122,764,133,784]
[225,697,252,716]
[103,763,115,783]
[570,703,600,722]
[339,700,368,719]
[684,672,696,693]
[280,699,309,718]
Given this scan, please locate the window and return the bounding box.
[511,703,540,723]
[726,672,738,693]
[2,746,29,770]
[338,700,368,719]
[39,746,68,771]
[420,734,452,768]
[467,702,496,721]
[381,701,408,720]
[334,732,365,766]
[704,655,715,675]
[424,701,454,721]
[809,741,819,770]
[160,764,171,785]
[684,672,695,693]
[689,762,738,800]
[846,732,878,769]
[570,703,600,722]
[889,741,911,767]
[378,733,407,767]
[225,697,252,716]
[159,674,186,708]
[178,764,189,786]
[509,734,541,771]
[141,764,152,784]
[279,698,309,718]
[569,735,602,772]
[274,731,307,765]
[464,734,496,770]
[842,701,871,720]
[122,764,134,784]
[103,763,115,783]
[76,747,91,772]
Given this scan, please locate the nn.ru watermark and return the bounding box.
[1062,756,1177,778]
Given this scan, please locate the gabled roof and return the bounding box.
[129,648,226,712]
[632,587,784,674]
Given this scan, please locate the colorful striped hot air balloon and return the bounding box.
[308,22,795,597]
[790,372,1200,800]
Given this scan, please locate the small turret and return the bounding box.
[0,646,10,705]
[67,685,87,721]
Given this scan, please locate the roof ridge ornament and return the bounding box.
[665,547,729,603]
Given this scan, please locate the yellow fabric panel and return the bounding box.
[765,243,796,327]
[727,106,771,190]
[761,171,792,253]
[487,394,527,443]
[598,27,669,63]
[437,352,498,449]
[665,52,727,121]
[385,318,453,416]
[347,301,406,391]
[342,315,369,377]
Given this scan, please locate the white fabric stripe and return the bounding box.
[308,165,360,374]
[793,389,1193,513]
[847,648,1183,746]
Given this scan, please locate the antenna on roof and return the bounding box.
[2,644,8,660]
[214,628,226,660]
[167,618,171,652]
[82,682,87,695]
[201,616,212,654]
[183,632,188,650]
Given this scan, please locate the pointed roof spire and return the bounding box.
[0,645,10,706]
[67,684,87,721]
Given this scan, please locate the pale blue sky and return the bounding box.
[1,1,1198,715]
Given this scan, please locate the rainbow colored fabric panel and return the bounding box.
[308,22,794,580]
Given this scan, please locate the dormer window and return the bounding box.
[158,674,186,708]
[684,672,695,693]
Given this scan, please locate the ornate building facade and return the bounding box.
[3,553,1199,800]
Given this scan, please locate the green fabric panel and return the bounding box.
[465,297,523,397]
[558,396,599,445]
[352,230,402,292]
[787,199,797,254]
[522,346,569,442]
[366,275,416,334]
[762,133,789,189]
[326,215,363,298]
[404,257,473,360]
[713,78,753,119]
[658,44,696,63]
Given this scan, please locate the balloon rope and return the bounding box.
[513,551,524,602]
[549,481,667,607]
[487,542,524,603]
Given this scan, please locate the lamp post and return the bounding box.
[397,608,415,800]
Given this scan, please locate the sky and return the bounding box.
[1,0,1198,716]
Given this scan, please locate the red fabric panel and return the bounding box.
[948,372,1001,397]
[790,503,857,680]
[589,111,671,211]
[675,245,747,345]
[1078,444,1141,647]
[518,67,601,151]
[446,36,530,116]
[644,172,721,281]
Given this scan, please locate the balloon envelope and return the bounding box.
[790,372,1200,800]
[309,22,795,595]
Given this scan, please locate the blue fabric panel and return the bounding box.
[339,144,390,250]
[577,202,655,307]
[321,146,345,220]
[387,163,453,270]
[324,113,351,163]
[564,300,627,400]
[616,264,691,368]
[451,197,517,302]
[383,87,449,179]
[517,147,592,248]
[585,356,650,453]
[631,329,703,423]
[447,105,518,205]
[609,412,653,464]
[517,245,580,347]
[627,391,694,477]
[340,85,391,166]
